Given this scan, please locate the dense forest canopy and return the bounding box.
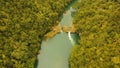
[69,0,120,68]
[0,0,73,68]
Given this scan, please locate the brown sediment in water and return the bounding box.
[70,24,76,33]
[44,23,61,40]
[62,24,76,33]
[44,23,76,40]
[62,26,68,32]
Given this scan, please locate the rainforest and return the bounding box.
[0,0,120,68]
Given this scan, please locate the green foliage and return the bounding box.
[69,0,120,68]
[71,0,81,10]
[0,0,72,68]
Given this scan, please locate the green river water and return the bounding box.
[36,1,79,68]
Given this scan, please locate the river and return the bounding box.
[36,1,79,68]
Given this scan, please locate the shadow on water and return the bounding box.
[65,0,78,10]
[34,59,38,68]
[58,15,63,22]
[71,33,80,45]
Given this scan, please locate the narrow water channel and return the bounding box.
[36,1,79,68]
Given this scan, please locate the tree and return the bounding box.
[69,0,120,68]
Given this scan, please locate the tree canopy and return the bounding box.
[0,0,73,68]
[69,0,120,68]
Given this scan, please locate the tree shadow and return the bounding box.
[34,59,38,68]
